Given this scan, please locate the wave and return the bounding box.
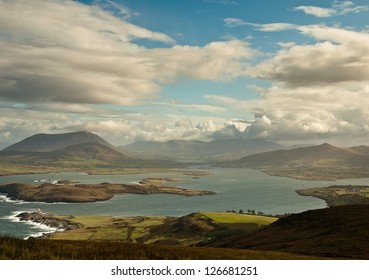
[5,210,62,240]
[0,194,13,203]
[0,194,70,205]
[0,194,28,205]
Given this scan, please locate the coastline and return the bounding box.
[6,211,65,239]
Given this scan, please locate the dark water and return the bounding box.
[1,168,367,238]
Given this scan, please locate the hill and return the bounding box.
[0,141,133,167]
[0,132,182,175]
[121,139,283,160]
[2,131,115,152]
[224,143,369,180]
[208,204,369,259]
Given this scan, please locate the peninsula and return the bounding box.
[296,185,369,207]
[0,178,215,203]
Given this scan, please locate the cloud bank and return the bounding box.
[0,0,253,107]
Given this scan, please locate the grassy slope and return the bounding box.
[224,143,369,180]
[49,212,277,249]
[202,212,277,225]
[0,212,318,260]
[0,236,319,260]
[209,204,369,259]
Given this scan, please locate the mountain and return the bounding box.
[0,132,185,175]
[225,143,369,180]
[0,132,151,173]
[208,204,369,259]
[121,139,283,160]
[50,142,132,163]
[2,131,115,152]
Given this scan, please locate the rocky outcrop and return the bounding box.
[16,211,81,231]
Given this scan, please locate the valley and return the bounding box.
[2,131,369,260]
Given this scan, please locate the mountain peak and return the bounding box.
[2,131,114,152]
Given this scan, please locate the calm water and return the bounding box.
[1,168,368,238]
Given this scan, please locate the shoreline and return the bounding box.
[14,211,82,239]
[5,211,64,239]
[296,185,369,207]
[0,167,213,177]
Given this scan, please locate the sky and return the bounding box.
[1,0,369,148]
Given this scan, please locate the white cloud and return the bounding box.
[252,25,369,86]
[224,18,296,31]
[0,0,254,107]
[294,1,368,18]
[224,18,248,28]
[293,6,335,18]
[148,40,254,82]
[208,83,369,143]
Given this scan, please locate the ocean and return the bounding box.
[1,168,368,239]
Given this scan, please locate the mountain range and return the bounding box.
[2,131,369,180]
[121,138,283,160]
[226,143,369,180]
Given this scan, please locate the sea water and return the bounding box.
[1,168,368,238]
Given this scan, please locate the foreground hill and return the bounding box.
[2,131,115,152]
[122,139,283,160]
[0,236,316,260]
[225,143,369,180]
[209,204,369,259]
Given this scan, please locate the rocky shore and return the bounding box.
[16,211,82,235]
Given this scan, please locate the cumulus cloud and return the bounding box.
[252,25,369,86]
[0,0,253,107]
[208,83,369,143]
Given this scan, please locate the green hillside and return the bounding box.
[224,143,369,180]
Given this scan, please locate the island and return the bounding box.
[0,178,215,203]
[296,185,369,207]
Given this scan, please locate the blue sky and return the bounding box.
[1,0,369,148]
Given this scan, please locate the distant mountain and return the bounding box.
[0,132,182,174]
[121,139,283,160]
[225,143,369,180]
[49,142,132,163]
[2,131,115,152]
[0,131,146,171]
[208,204,369,259]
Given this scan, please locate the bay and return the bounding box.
[1,168,368,238]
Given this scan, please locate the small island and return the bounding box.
[0,178,215,203]
[296,185,369,207]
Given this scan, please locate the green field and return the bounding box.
[51,216,167,241]
[48,212,277,245]
[201,212,278,226]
